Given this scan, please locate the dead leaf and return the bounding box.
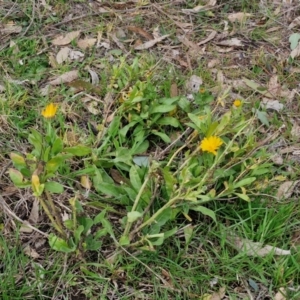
[288,16,300,29]
[127,26,153,40]
[185,75,202,93]
[230,235,291,257]
[271,153,283,165]
[228,12,252,22]
[217,38,244,47]
[198,30,217,45]
[134,34,169,50]
[170,83,178,97]
[77,38,97,50]
[276,180,299,199]
[29,199,39,224]
[0,84,5,93]
[20,221,33,233]
[182,0,216,13]
[207,59,220,68]
[82,97,100,115]
[177,35,200,52]
[243,78,273,98]
[0,22,22,34]
[48,70,79,86]
[88,69,99,85]
[10,40,19,54]
[52,30,80,46]
[211,287,226,300]
[69,50,84,61]
[109,33,127,53]
[290,42,300,59]
[56,47,71,64]
[267,75,281,97]
[24,245,40,259]
[261,98,284,112]
[80,175,92,189]
[217,70,224,85]
[291,122,300,138]
[274,287,287,300]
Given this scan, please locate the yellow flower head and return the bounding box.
[200,136,223,155]
[233,99,242,108]
[42,103,58,119]
[199,88,206,94]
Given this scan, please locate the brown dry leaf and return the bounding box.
[290,42,300,59]
[10,40,19,54]
[198,30,217,45]
[82,97,100,115]
[56,47,71,64]
[185,75,202,93]
[29,199,39,224]
[134,34,169,50]
[274,288,287,300]
[271,153,283,165]
[177,35,201,52]
[228,12,252,22]
[109,33,127,53]
[230,235,291,257]
[24,245,40,259]
[216,46,234,53]
[81,175,92,189]
[267,75,281,97]
[170,83,178,97]
[52,30,80,46]
[207,59,220,68]
[276,180,299,199]
[0,22,22,34]
[77,38,97,50]
[182,0,216,13]
[20,221,33,233]
[69,50,84,61]
[127,26,153,40]
[288,16,300,29]
[48,70,79,86]
[110,169,128,185]
[217,38,244,47]
[211,287,226,300]
[261,98,284,112]
[88,69,99,85]
[291,122,300,138]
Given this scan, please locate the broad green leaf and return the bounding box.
[95,182,122,197]
[233,177,256,188]
[178,97,191,112]
[51,138,63,156]
[74,225,84,244]
[214,111,231,135]
[162,167,177,198]
[254,109,269,126]
[289,33,300,50]
[48,234,76,253]
[28,129,42,156]
[151,130,171,143]
[45,156,65,173]
[206,121,219,137]
[44,181,64,193]
[155,207,172,226]
[151,104,176,114]
[156,117,180,127]
[190,205,216,222]
[133,156,149,167]
[77,217,94,234]
[129,165,142,191]
[108,116,121,137]
[119,235,130,246]
[235,193,250,201]
[184,225,193,244]
[131,140,149,155]
[10,153,26,169]
[64,145,91,156]
[9,168,24,185]
[127,211,142,222]
[243,78,273,98]
[94,210,106,225]
[148,233,164,246]
[84,235,102,251]
[159,97,179,105]
[94,228,108,239]
[164,226,178,239]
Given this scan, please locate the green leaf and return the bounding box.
[51,138,63,156]
[289,33,300,50]
[77,217,94,235]
[151,130,171,143]
[129,165,142,191]
[45,156,65,173]
[48,234,76,253]
[131,140,149,155]
[94,210,106,225]
[64,145,91,156]
[162,167,177,198]
[178,97,191,112]
[156,117,180,128]
[151,104,177,114]
[84,235,102,251]
[133,156,149,167]
[127,211,142,222]
[108,116,121,137]
[235,193,250,201]
[188,113,207,130]
[94,228,108,239]
[254,109,269,126]
[190,205,216,222]
[243,78,273,98]
[44,181,64,193]
[10,153,26,170]
[9,168,24,185]
[95,182,122,197]
[214,111,231,135]
[148,233,164,246]
[155,207,172,227]
[74,225,84,244]
[119,235,130,246]
[28,129,43,156]
[233,177,256,188]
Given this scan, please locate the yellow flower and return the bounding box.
[233,99,242,108]
[199,88,206,93]
[42,103,58,119]
[200,136,223,155]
